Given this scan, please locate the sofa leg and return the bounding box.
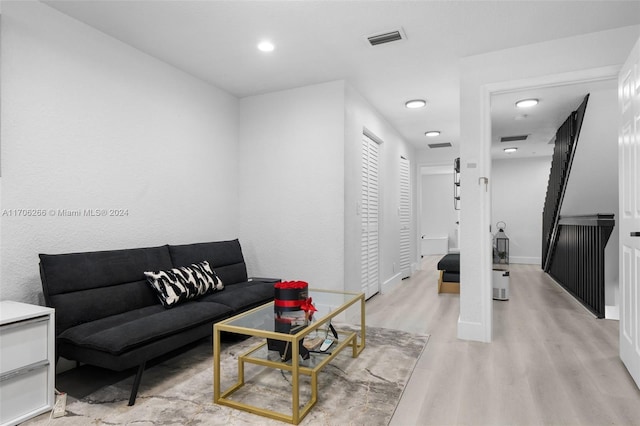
[128,362,146,406]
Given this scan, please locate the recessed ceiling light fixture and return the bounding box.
[425,131,441,137]
[504,147,518,153]
[257,40,275,52]
[405,99,426,109]
[515,98,538,108]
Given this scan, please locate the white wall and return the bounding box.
[416,146,460,166]
[492,157,551,265]
[416,148,460,256]
[559,84,619,313]
[0,1,240,304]
[0,1,416,306]
[561,85,618,215]
[459,25,640,342]
[344,84,416,295]
[238,81,346,291]
[420,171,458,252]
[238,80,416,298]
[0,1,3,299]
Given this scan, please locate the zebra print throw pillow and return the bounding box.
[144,260,224,308]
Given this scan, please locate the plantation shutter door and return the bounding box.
[361,134,380,299]
[399,156,411,278]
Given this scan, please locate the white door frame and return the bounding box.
[475,65,621,341]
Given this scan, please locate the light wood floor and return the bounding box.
[366,256,640,426]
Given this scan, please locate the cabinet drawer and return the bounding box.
[0,364,50,425]
[0,316,49,374]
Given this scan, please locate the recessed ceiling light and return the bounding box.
[504,147,518,153]
[257,41,275,52]
[405,99,426,109]
[425,131,441,137]
[515,98,538,108]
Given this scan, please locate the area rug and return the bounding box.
[27,325,428,425]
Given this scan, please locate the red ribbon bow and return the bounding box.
[300,297,317,313]
[300,297,317,320]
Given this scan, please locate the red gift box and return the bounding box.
[274,281,309,312]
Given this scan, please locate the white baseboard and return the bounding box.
[457,316,492,342]
[510,256,540,265]
[605,305,620,320]
[381,272,402,294]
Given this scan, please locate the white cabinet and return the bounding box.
[0,301,55,426]
[421,236,449,256]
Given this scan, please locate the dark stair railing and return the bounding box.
[547,214,615,318]
[542,95,589,271]
[540,94,615,318]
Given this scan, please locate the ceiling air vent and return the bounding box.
[428,142,452,149]
[500,135,528,143]
[366,28,406,46]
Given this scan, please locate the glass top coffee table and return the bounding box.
[213,289,365,424]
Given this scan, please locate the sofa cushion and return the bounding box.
[169,240,248,285]
[437,253,460,272]
[48,280,158,337]
[40,245,173,296]
[58,302,233,355]
[198,280,274,312]
[39,246,174,334]
[144,261,223,308]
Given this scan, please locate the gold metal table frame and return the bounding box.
[213,289,365,424]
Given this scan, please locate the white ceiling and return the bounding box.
[43,0,640,155]
[491,78,617,159]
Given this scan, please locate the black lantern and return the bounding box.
[494,221,509,264]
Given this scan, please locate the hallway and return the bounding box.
[367,257,640,425]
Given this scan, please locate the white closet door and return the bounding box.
[619,37,640,390]
[361,135,380,299]
[399,156,411,278]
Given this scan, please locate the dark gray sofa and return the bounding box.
[39,239,276,405]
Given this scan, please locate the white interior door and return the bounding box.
[619,37,640,390]
[399,156,411,278]
[361,134,380,299]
